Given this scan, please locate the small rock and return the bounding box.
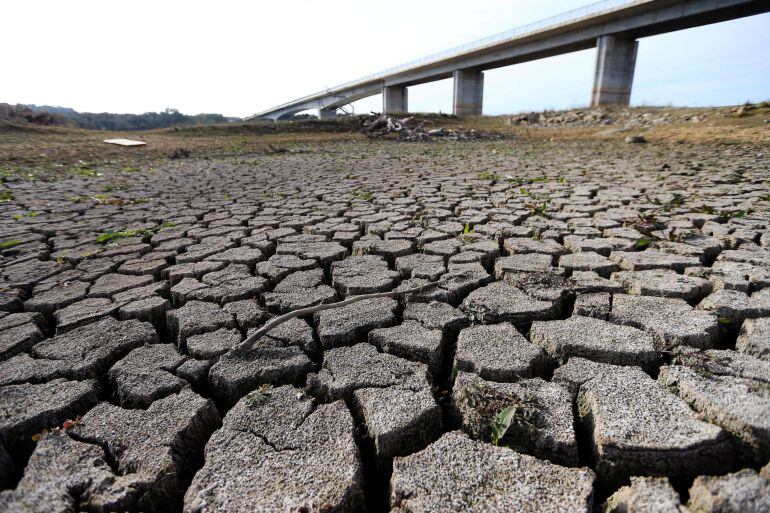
[551,357,626,400]
[461,281,557,325]
[369,321,445,378]
[454,323,548,381]
[530,316,657,369]
[166,300,235,347]
[332,255,400,297]
[0,378,99,450]
[109,344,188,408]
[578,366,731,482]
[186,327,242,359]
[183,386,364,512]
[353,386,442,470]
[659,362,770,463]
[389,431,595,513]
[610,295,719,351]
[611,269,712,301]
[604,476,683,513]
[687,468,769,513]
[315,297,398,349]
[73,389,220,511]
[736,317,770,360]
[209,337,313,407]
[308,343,431,402]
[573,292,611,320]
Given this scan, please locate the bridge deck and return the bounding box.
[251,0,768,119]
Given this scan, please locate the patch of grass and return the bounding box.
[103,181,128,192]
[477,170,499,181]
[73,165,99,177]
[352,189,374,202]
[95,229,151,244]
[490,405,517,446]
[0,239,22,249]
[245,384,272,406]
[456,382,540,447]
[719,209,751,220]
[0,189,14,202]
[80,249,103,259]
[527,202,548,217]
[355,243,379,256]
[635,237,655,249]
[507,175,550,186]
[12,210,37,220]
[692,205,716,215]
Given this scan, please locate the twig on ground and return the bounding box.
[236,280,442,350]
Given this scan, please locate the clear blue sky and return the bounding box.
[2,1,768,117]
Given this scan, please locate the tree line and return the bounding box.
[0,104,234,130]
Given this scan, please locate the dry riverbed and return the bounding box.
[0,106,769,512]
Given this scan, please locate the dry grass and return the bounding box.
[463,105,770,146]
[0,121,362,164]
[1,105,767,181]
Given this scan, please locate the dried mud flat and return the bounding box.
[0,136,769,513]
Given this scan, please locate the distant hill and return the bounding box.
[0,103,238,131]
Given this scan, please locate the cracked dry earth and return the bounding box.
[0,139,769,513]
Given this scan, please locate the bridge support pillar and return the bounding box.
[591,34,637,107]
[383,85,408,113]
[453,69,484,116]
[318,107,337,119]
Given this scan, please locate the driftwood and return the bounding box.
[361,112,499,141]
[235,280,441,351]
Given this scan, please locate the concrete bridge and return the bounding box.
[250,0,769,120]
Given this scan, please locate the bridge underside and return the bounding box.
[258,85,382,121]
[251,0,768,120]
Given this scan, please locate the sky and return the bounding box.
[2,0,768,118]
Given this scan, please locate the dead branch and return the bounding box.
[267,144,299,154]
[236,280,441,351]
[361,112,500,142]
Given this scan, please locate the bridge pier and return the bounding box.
[318,107,337,119]
[383,85,408,113]
[253,1,768,122]
[591,34,638,107]
[453,70,484,116]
